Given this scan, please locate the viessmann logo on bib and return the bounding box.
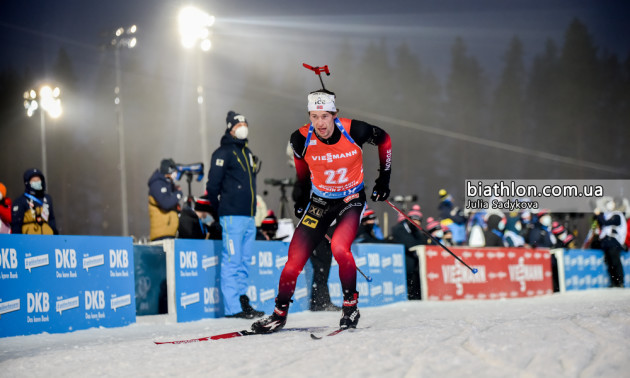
[311,150,358,163]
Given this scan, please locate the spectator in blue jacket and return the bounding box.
[206,110,263,319]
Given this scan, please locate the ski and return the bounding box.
[155,326,326,345]
[154,330,255,345]
[310,327,348,340]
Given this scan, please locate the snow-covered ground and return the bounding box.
[1,289,629,377]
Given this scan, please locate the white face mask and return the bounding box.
[540,215,552,227]
[515,222,522,232]
[30,181,43,191]
[234,126,249,140]
[434,230,444,238]
[605,200,615,212]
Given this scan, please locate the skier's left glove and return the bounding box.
[371,175,390,202]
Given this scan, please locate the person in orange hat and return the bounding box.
[0,182,11,234]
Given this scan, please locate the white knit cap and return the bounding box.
[307,92,336,112]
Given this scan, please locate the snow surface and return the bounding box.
[1,289,629,377]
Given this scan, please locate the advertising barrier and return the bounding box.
[419,246,553,300]
[0,234,136,338]
[323,243,407,307]
[555,249,630,291]
[167,240,407,322]
[172,239,308,322]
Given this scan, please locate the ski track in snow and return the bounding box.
[1,290,629,377]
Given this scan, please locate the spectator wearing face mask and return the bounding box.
[425,217,444,245]
[11,168,58,235]
[206,111,263,319]
[527,209,554,248]
[355,207,385,243]
[503,215,526,247]
[178,195,221,240]
[148,158,183,241]
[551,222,575,249]
[483,212,506,247]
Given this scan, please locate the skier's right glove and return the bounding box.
[294,198,309,219]
[371,175,390,202]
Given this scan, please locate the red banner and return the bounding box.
[421,246,553,300]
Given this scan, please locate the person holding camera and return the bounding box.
[148,158,183,241]
[251,87,392,334]
[11,168,58,235]
[206,111,263,319]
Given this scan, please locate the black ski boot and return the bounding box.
[240,295,265,318]
[251,300,289,334]
[339,292,360,329]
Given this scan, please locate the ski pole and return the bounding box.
[385,200,478,274]
[324,234,373,282]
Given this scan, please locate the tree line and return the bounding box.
[0,18,627,237]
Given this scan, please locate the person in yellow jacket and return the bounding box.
[148,159,183,241]
[11,168,58,235]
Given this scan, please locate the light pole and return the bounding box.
[109,25,137,237]
[178,6,215,171]
[24,85,62,179]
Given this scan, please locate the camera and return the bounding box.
[176,163,204,182]
[264,178,295,187]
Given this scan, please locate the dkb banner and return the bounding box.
[0,234,135,338]
[322,243,407,307]
[561,249,630,290]
[174,240,309,323]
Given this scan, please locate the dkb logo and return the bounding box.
[85,290,105,310]
[109,249,128,268]
[259,251,272,267]
[27,292,50,313]
[180,251,198,269]
[1,248,17,269]
[55,249,77,269]
[204,287,219,305]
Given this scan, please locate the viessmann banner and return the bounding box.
[0,234,136,338]
[420,246,553,300]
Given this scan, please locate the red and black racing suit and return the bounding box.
[276,117,392,305]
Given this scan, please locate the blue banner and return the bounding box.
[173,240,309,322]
[172,241,408,323]
[0,234,136,338]
[325,243,408,307]
[563,249,630,290]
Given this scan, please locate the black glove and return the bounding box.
[294,197,309,219]
[371,176,390,202]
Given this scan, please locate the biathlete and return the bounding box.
[251,87,392,333]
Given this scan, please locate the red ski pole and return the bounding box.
[385,200,478,274]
